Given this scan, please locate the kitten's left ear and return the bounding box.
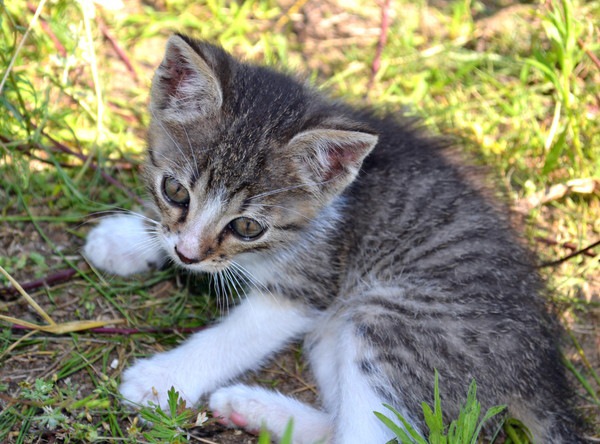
[289,128,378,196]
[150,35,223,122]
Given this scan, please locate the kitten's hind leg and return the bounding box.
[306,314,419,444]
[83,213,166,276]
[209,384,331,444]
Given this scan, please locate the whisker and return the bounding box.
[215,270,229,314]
[86,208,162,227]
[221,271,233,314]
[150,108,197,179]
[245,202,312,222]
[152,150,181,171]
[246,183,315,201]
[229,260,273,297]
[227,265,260,314]
[181,124,200,179]
[211,272,224,313]
[208,273,217,306]
[226,267,249,302]
[246,174,343,201]
[128,237,163,255]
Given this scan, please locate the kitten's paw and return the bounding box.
[119,354,200,410]
[209,385,330,444]
[209,385,265,434]
[83,214,165,276]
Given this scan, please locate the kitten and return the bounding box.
[84,34,585,443]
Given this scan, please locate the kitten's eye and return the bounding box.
[162,176,190,206]
[229,217,265,241]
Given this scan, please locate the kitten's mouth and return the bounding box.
[171,249,227,273]
[175,259,226,274]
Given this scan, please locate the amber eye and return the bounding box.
[229,217,265,241]
[162,176,190,206]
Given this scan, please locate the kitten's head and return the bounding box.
[145,35,378,273]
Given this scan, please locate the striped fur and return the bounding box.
[103,35,585,443]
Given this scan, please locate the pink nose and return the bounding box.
[174,246,199,264]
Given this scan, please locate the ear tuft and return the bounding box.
[289,128,378,195]
[150,35,223,122]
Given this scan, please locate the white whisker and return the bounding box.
[150,108,197,179]
[219,270,233,313]
[246,182,315,201]
[208,273,218,306]
[226,266,249,303]
[181,123,200,179]
[152,150,182,171]
[246,175,341,201]
[229,260,273,297]
[87,208,162,227]
[245,202,312,222]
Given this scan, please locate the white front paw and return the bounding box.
[83,214,165,276]
[119,353,200,410]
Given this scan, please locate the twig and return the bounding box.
[0,391,42,407]
[27,2,66,58]
[0,133,144,205]
[0,266,56,326]
[0,265,123,334]
[186,433,219,444]
[0,268,78,298]
[107,100,140,125]
[97,15,139,82]
[535,236,597,258]
[578,38,600,72]
[367,0,392,93]
[0,0,48,95]
[0,329,37,362]
[538,239,600,268]
[44,132,145,205]
[9,324,206,335]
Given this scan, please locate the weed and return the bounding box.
[257,419,295,444]
[138,387,196,443]
[375,371,509,444]
[525,0,591,177]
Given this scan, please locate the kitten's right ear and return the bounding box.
[150,35,223,122]
[289,128,378,199]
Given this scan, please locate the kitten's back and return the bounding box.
[325,112,581,441]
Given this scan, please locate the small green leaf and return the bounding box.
[374,411,416,443]
[257,428,271,444]
[376,406,428,444]
[281,418,294,444]
[543,127,568,175]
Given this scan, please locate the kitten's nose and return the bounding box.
[174,245,199,265]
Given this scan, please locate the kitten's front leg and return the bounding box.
[83,214,166,276]
[119,295,315,410]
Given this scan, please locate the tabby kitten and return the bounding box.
[83,34,584,443]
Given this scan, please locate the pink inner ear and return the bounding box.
[162,49,195,99]
[324,140,371,182]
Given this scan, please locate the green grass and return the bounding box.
[375,371,510,444]
[1,0,599,442]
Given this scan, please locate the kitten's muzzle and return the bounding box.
[174,245,200,265]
